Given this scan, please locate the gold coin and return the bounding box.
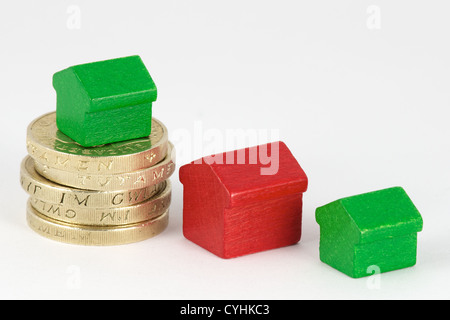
[34,142,176,191]
[26,200,169,246]
[26,112,169,174]
[20,156,165,208]
[29,180,172,226]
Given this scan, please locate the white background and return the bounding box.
[0,1,449,300]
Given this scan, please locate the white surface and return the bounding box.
[0,1,449,300]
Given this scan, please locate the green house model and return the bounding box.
[315,187,423,278]
[53,55,157,147]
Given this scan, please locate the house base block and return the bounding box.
[321,233,418,278]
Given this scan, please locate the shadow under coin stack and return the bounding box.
[20,112,175,246]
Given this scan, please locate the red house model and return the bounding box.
[179,141,308,259]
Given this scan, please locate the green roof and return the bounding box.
[316,187,423,243]
[53,55,157,112]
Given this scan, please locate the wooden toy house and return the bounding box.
[53,55,157,147]
[179,141,308,259]
[315,186,423,278]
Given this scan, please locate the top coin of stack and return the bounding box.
[20,55,175,246]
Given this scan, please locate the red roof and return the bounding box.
[180,141,308,207]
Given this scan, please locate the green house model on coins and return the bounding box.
[53,55,157,147]
[315,186,423,278]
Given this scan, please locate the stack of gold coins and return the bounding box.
[20,112,175,246]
